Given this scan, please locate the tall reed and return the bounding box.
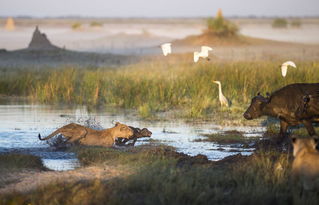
[0,61,318,118]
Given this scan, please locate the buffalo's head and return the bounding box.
[243,93,269,120]
[140,128,152,138]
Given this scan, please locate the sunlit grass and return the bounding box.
[1,145,317,204]
[0,60,318,119]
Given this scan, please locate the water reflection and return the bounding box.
[0,104,265,171]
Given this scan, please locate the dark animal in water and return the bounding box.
[243,83,319,139]
[116,126,152,146]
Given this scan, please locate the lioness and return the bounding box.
[38,122,133,147]
[292,137,319,190]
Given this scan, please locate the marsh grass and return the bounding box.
[265,121,319,137]
[2,146,317,205]
[0,153,45,171]
[0,61,318,119]
[73,145,178,167]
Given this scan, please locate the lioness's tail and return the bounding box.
[38,129,61,141]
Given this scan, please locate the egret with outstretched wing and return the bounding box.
[281,61,297,77]
[193,46,213,62]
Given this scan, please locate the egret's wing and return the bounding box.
[200,46,212,57]
[221,95,229,107]
[283,61,297,68]
[167,44,172,54]
[194,52,200,62]
[201,46,212,51]
[201,46,213,53]
[161,45,167,56]
[161,43,171,56]
[281,65,288,77]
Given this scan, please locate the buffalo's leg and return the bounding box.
[302,120,316,136]
[127,138,137,146]
[279,120,289,139]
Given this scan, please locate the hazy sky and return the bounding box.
[1,0,318,17]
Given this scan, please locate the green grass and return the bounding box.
[0,153,45,171]
[73,145,178,167]
[90,21,103,27]
[0,61,318,119]
[272,18,288,28]
[0,153,46,189]
[71,22,82,30]
[1,145,318,205]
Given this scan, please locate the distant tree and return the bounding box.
[206,9,238,37]
[272,18,288,28]
[5,17,15,31]
[71,22,82,30]
[90,21,103,27]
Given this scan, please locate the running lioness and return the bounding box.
[292,137,319,190]
[38,122,134,147]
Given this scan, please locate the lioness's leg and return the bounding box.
[59,127,88,143]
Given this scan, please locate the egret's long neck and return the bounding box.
[218,83,223,97]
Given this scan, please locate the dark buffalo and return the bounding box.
[115,126,152,146]
[243,83,319,138]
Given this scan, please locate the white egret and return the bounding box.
[281,61,297,77]
[194,46,213,62]
[213,81,229,107]
[161,43,172,56]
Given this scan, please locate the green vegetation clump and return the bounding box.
[0,153,45,171]
[71,22,82,30]
[2,145,318,205]
[207,9,238,37]
[272,18,288,28]
[90,21,103,27]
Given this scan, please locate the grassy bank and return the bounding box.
[0,153,46,171]
[0,60,318,118]
[1,145,318,205]
[0,153,46,189]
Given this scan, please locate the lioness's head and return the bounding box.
[113,122,134,139]
[292,137,318,157]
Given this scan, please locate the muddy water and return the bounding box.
[0,104,265,171]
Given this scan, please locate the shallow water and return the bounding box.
[0,104,265,171]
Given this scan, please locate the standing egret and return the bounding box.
[281,61,297,77]
[161,43,172,56]
[213,81,229,107]
[194,46,213,62]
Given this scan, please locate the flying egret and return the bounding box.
[161,43,172,56]
[194,46,213,62]
[213,81,229,107]
[281,61,297,77]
